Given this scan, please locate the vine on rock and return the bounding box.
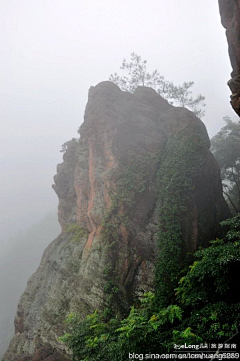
[155,128,206,307]
[100,156,156,315]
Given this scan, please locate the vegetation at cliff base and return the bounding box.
[59,214,240,360]
[109,53,205,118]
[58,62,240,361]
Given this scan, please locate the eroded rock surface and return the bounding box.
[219,0,240,115]
[3,82,230,360]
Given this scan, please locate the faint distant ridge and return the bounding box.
[0,212,60,360]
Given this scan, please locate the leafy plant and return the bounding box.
[65,223,88,242]
[109,53,205,118]
[60,138,78,153]
[59,214,240,359]
[155,128,206,307]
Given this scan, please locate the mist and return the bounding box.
[0,0,239,358]
[1,0,238,244]
[0,213,60,359]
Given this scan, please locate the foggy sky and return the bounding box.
[0,0,239,248]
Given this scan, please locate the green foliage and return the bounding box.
[155,129,205,306]
[103,280,120,295]
[59,311,120,361]
[176,241,240,306]
[59,293,183,360]
[65,223,88,242]
[173,327,203,345]
[211,117,240,214]
[100,157,155,314]
[60,138,78,153]
[179,302,240,343]
[221,213,240,240]
[175,214,240,342]
[59,214,240,359]
[101,157,151,237]
[64,223,88,273]
[109,53,205,118]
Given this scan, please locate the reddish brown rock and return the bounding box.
[3,82,230,360]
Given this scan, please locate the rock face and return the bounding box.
[3,82,230,360]
[219,0,240,115]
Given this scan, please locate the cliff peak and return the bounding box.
[3,82,230,360]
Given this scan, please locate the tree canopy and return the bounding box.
[109,53,205,118]
[59,214,240,360]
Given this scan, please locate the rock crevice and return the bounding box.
[3,81,230,360]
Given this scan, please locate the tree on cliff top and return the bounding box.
[109,53,205,118]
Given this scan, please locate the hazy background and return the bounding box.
[0,212,60,359]
[0,0,239,248]
[0,0,239,356]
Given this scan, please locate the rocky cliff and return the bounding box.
[3,82,230,360]
[219,0,240,116]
